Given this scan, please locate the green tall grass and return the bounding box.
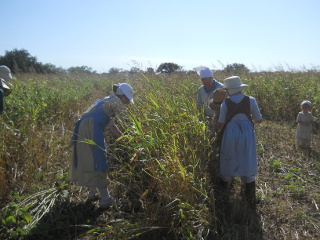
[0,70,320,239]
[1,74,111,196]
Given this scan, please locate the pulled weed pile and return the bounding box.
[0,70,319,239]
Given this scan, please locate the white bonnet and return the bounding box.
[301,100,311,106]
[115,83,134,103]
[194,66,213,79]
[0,65,13,81]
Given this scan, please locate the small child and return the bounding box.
[295,100,315,149]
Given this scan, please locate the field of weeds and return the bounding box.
[0,70,319,239]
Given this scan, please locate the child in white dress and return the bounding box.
[295,100,315,149]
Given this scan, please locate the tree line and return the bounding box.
[0,48,250,75]
[0,49,97,74]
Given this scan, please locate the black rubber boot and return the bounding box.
[217,177,230,208]
[245,181,256,209]
[218,177,229,189]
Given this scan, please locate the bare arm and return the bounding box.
[108,119,123,138]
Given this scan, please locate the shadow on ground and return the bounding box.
[207,155,263,240]
[25,200,109,240]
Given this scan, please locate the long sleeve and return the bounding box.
[249,97,262,122]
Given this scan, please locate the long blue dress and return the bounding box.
[218,94,262,177]
[69,95,124,187]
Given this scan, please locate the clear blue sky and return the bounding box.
[1,0,320,73]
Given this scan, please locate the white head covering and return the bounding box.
[0,78,10,89]
[223,76,248,95]
[115,83,134,103]
[0,78,12,96]
[194,66,213,79]
[0,65,13,81]
[301,100,311,106]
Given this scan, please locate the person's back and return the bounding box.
[217,76,262,209]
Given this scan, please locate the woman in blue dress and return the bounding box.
[217,76,262,207]
[70,83,134,209]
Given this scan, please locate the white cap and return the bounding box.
[0,79,10,90]
[0,65,13,81]
[116,83,134,103]
[200,68,213,79]
[194,66,213,79]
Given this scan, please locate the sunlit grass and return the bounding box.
[0,69,320,239]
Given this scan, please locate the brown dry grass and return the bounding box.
[255,120,320,239]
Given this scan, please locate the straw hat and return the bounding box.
[223,76,248,95]
[209,88,227,110]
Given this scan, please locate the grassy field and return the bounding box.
[0,70,319,239]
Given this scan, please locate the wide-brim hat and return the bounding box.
[223,76,248,95]
[223,76,248,89]
[0,65,13,81]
